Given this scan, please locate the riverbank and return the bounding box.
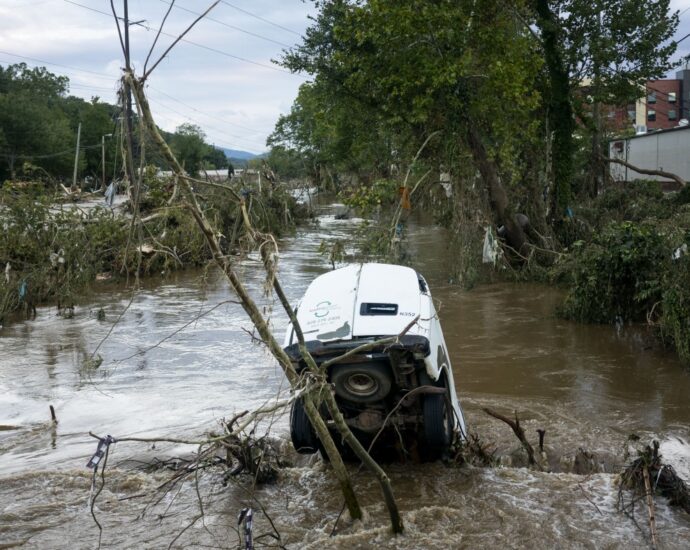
[0,179,311,326]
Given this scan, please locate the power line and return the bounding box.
[62,0,301,76]
[0,50,115,81]
[220,0,302,37]
[147,96,267,149]
[147,85,263,135]
[0,54,270,148]
[0,143,102,161]
[157,0,292,48]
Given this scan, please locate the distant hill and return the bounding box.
[220,147,263,160]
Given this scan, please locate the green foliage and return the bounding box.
[341,178,399,216]
[561,222,667,323]
[203,146,230,170]
[0,181,306,322]
[0,63,73,179]
[265,145,307,180]
[318,239,346,269]
[559,0,679,103]
[60,96,117,183]
[661,248,690,365]
[585,180,673,225]
[170,123,207,176]
[0,189,129,318]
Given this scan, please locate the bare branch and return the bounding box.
[603,155,686,188]
[144,0,176,75]
[109,0,126,57]
[142,1,221,81]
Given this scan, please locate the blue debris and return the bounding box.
[18,280,27,301]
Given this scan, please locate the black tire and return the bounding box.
[330,363,392,404]
[423,392,454,461]
[290,398,318,454]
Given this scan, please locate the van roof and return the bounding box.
[295,263,425,343]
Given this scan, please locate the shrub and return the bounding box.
[661,239,690,365]
[561,221,667,323]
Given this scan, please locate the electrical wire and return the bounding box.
[0,143,102,160]
[62,0,302,76]
[0,54,275,144]
[147,95,266,149]
[147,85,263,135]
[157,0,292,48]
[219,0,302,37]
[0,50,115,81]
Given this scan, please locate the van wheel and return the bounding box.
[290,398,318,454]
[331,363,392,404]
[423,392,453,460]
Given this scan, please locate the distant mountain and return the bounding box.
[219,147,264,160]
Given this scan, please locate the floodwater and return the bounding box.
[1,198,689,549]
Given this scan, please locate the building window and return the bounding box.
[627,110,636,121]
[648,91,656,104]
[669,92,677,103]
[648,110,656,122]
[669,109,677,121]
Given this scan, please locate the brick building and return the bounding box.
[645,77,683,130]
[606,68,690,133]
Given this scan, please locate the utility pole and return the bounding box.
[101,133,113,192]
[72,122,81,191]
[122,0,138,204]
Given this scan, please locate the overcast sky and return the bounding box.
[1,0,689,155]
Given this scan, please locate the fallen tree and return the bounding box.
[123,68,406,533]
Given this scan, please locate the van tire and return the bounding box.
[423,392,453,460]
[290,398,318,454]
[331,363,392,404]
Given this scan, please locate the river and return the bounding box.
[1,198,689,549]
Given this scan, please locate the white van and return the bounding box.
[283,263,467,461]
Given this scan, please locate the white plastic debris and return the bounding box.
[672,243,688,260]
[440,172,452,198]
[482,226,501,265]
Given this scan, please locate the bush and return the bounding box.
[0,180,305,321]
[661,241,690,365]
[561,221,667,323]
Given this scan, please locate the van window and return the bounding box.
[360,303,398,316]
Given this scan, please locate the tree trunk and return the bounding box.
[9,153,16,180]
[534,0,574,217]
[465,125,528,257]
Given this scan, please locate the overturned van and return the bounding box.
[283,263,467,461]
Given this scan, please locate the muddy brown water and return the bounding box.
[1,199,689,549]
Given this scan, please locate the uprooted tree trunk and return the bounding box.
[128,72,405,533]
[465,125,529,258]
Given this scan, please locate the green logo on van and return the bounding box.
[313,301,331,318]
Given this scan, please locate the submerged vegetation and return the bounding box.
[555,183,690,364]
[0,176,306,324]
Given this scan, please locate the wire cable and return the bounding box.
[157,0,292,48]
[62,0,302,76]
[219,0,301,37]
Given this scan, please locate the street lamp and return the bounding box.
[101,133,113,192]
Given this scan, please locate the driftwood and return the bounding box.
[483,408,542,471]
[642,465,658,549]
[603,155,686,188]
[620,440,690,513]
[619,440,690,548]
